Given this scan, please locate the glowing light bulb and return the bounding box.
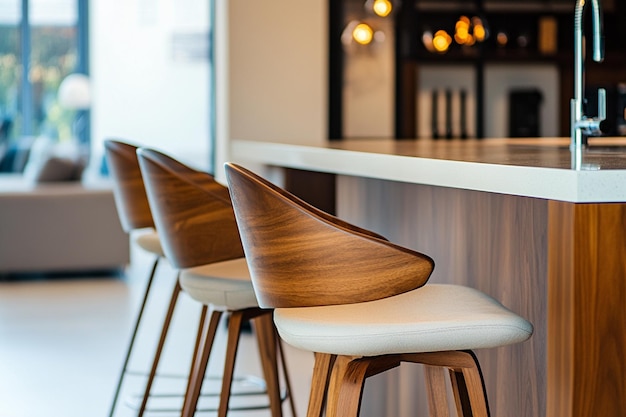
[474,25,486,41]
[497,31,508,47]
[472,17,487,42]
[455,16,474,45]
[353,23,374,45]
[433,30,452,53]
[455,24,470,44]
[372,0,392,17]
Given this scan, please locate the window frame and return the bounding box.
[16,0,89,144]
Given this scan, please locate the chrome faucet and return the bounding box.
[571,0,605,152]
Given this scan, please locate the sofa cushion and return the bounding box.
[32,156,84,182]
[23,137,85,183]
[0,176,130,273]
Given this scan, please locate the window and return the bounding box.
[0,0,87,150]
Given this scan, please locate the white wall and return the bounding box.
[215,0,328,182]
[90,0,211,172]
[342,19,395,138]
[484,64,559,138]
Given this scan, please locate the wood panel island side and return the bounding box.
[230,137,626,417]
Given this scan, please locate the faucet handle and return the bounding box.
[597,88,606,121]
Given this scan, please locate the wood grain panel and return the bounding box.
[337,176,547,417]
[547,201,575,417]
[549,201,626,417]
[336,175,626,417]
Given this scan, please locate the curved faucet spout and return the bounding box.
[571,0,606,157]
[575,0,605,63]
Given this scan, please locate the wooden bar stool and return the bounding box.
[224,162,534,417]
[104,139,169,417]
[137,148,296,417]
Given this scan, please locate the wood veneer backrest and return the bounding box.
[104,139,154,232]
[137,148,244,270]
[224,163,435,309]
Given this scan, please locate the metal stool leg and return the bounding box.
[108,255,160,417]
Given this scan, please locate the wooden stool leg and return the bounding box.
[329,355,402,417]
[138,278,181,416]
[459,353,490,417]
[181,308,223,417]
[306,353,336,417]
[326,356,369,417]
[449,368,471,417]
[217,310,246,417]
[277,336,298,417]
[424,365,451,417]
[182,305,208,414]
[253,313,283,417]
[442,351,490,417]
[401,351,491,417]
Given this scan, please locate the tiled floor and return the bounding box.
[0,241,313,417]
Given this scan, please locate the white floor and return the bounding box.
[0,242,313,417]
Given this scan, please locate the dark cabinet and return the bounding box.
[330,0,626,139]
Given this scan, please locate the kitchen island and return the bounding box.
[231,137,626,417]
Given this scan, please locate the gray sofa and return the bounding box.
[0,174,130,274]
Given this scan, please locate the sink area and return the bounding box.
[504,137,626,152]
[494,137,626,170]
[584,145,626,153]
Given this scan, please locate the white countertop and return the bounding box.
[231,137,626,203]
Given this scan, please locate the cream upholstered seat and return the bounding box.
[180,258,258,310]
[134,230,164,257]
[274,284,532,357]
[103,139,167,417]
[137,148,295,417]
[224,162,533,417]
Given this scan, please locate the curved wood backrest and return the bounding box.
[137,148,244,270]
[224,163,435,309]
[104,139,154,232]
